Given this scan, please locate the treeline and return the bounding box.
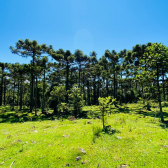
[0,39,168,121]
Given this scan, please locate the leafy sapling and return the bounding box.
[98,96,116,130]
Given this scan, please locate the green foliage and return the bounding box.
[58,103,68,120]
[0,106,6,113]
[98,96,116,129]
[98,96,112,108]
[50,86,66,101]
[49,85,66,115]
[139,43,168,122]
[6,40,168,124]
[69,85,85,117]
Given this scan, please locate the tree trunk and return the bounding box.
[142,84,144,103]
[65,62,69,103]
[114,73,116,99]
[97,76,100,105]
[120,73,123,104]
[35,75,37,116]
[167,83,168,101]
[116,79,118,97]
[82,72,86,104]
[3,77,6,106]
[93,77,96,105]
[0,70,3,106]
[106,79,109,97]
[12,79,15,110]
[157,63,164,122]
[90,86,93,105]
[135,81,137,91]
[42,69,45,113]
[54,103,58,115]
[87,79,90,106]
[162,70,165,101]
[78,65,81,87]
[17,82,19,106]
[30,55,35,112]
[20,76,23,111]
[29,80,32,110]
[121,82,123,105]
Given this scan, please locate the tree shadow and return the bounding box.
[78,110,88,118]
[103,126,121,135]
[114,105,168,119]
[110,104,168,130]
[116,107,131,114]
[0,108,91,124]
[1,104,168,128]
[0,109,57,123]
[158,120,168,129]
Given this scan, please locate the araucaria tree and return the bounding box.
[2,39,167,123]
[10,39,51,112]
[140,43,168,122]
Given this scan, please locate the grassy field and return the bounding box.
[1,102,168,167]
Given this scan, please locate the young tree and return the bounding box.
[98,96,116,129]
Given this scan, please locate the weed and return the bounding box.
[92,125,102,143]
[119,117,126,124]
[68,116,76,121]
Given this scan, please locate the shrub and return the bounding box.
[69,85,85,118]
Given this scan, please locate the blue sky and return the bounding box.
[0,0,168,64]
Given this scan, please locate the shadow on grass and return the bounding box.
[117,107,131,114]
[78,110,88,118]
[108,104,168,130]
[0,108,90,124]
[1,103,168,127]
[0,109,57,123]
[158,120,168,129]
[114,105,168,119]
[103,126,121,135]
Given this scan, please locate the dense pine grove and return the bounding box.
[1,39,168,122]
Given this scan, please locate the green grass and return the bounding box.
[1,103,168,167]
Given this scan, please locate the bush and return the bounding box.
[69,85,85,117]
